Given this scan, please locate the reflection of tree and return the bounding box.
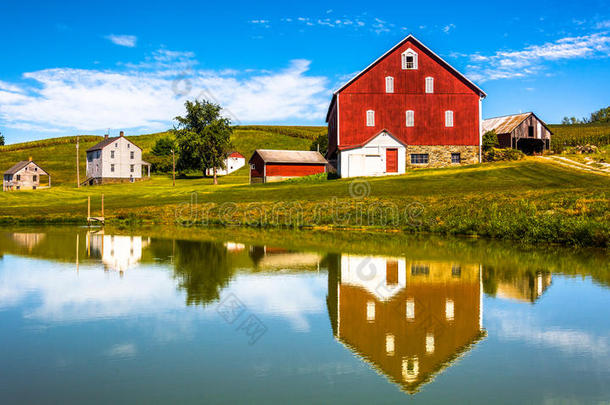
[173,240,234,306]
[483,266,552,303]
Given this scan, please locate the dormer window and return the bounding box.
[385,76,394,93]
[366,110,375,127]
[401,48,418,70]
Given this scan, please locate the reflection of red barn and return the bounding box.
[327,255,485,394]
[248,150,327,184]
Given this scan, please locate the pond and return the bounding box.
[0,227,608,404]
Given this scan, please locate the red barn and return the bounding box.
[326,34,486,177]
[249,150,327,184]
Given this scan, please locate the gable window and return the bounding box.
[111,150,115,159]
[366,110,375,127]
[451,153,461,164]
[130,151,135,159]
[425,77,434,93]
[401,49,418,70]
[127,144,130,148]
[406,110,415,127]
[445,110,454,127]
[410,154,429,164]
[115,143,118,148]
[385,76,394,93]
[111,164,115,173]
[528,126,534,137]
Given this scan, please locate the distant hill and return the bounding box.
[0,126,326,186]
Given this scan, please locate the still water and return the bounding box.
[0,227,608,404]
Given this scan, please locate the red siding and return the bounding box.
[265,163,326,177]
[337,38,481,147]
[250,153,265,178]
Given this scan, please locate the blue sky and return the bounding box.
[0,0,609,143]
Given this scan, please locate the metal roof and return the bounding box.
[482,113,533,135]
[251,149,328,164]
[4,161,48,175]
[86,135,142,152]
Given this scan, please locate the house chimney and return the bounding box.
[120,131,124,137]
[28,156,32,161]
[104,134,109,139]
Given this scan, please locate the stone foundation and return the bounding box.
[85,177,149,186]
[405,145,480,168]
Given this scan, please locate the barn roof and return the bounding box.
[86,135,142,152]
[482,112,553,135]
[228,151,245,159]
[250,149,328,164]
[4,161,48,175]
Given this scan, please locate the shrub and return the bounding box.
[283,173,328,183]
[482,130,498,151]
[309,133,328,156]
[483,148,525,162]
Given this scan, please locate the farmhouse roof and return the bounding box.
[250,149,328,164]
[482,112,553,135]
[4,160,48,175]
[228,151,245,159]
[86,134,142,152]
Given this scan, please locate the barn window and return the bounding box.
[366,110,375,127]
[406,110,415,127]
[401,49,418,70]
[451,153,461,164]
[33,175,37,182]
[16,175,21,181]
[410,154,429,165]
[528,126,534,137]
[406,299,415,320]
[425,77,434,93]
[411,263,430,274]
[385,76,394,93]
[445,110,454,127]
[366,301,376,322]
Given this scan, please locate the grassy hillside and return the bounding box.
[549,122,610,152]
[0,126,316,186]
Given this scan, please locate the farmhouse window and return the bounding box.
[115,143,118,147]
[425,77,434,93]
[366,110,375,127]
[451,153,461,164]
[410,154,429,164]
[445,110,454,127]
[406,110,415,127]
[16,175,21,181]
[127,144,130,148]
[385,76,394,93]
[33,175,37,182]
[130,151,135,159]
[401,49,418,69]
[111,164,115,172]
[130,164,135,173]
[406,299,415,320]
[528,126,534,137]
[111,151,115,158]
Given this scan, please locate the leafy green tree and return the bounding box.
[482,130,498,151]
[309,133,328,156]
[151,136,175,156]
[589,106,610,123]
[174,99,233,184]
[0,131,4,146]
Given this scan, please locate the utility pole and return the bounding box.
[76,136,80,188]
[172,149,176,187]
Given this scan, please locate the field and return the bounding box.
[1,125,609,247]
[548,122,610,152]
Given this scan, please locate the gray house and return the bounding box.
[482,112,552,155]
[3,159,51,191]
[85,131,150,185]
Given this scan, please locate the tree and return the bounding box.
[174,99,232,184]
[309,133,328,156]
[151,136,175,156]
[589,106,610,124]
[0,131,4,146]
[482,130,498,151]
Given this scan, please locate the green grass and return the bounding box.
[549,122,610,152]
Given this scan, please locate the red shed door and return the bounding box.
[386,149,398,173]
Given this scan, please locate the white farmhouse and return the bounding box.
[205,151,246,176]
[85,131,150,185]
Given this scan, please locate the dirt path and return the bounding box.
[538,156,610,176]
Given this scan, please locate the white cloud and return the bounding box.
[0,50,329,134]
[443,24,456,34]
[467,32,610,82]
[105,34,137,48]
[595,20,610,29]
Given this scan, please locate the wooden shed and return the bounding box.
[482,112,552,154]
[249,150,328,184]
[3,159,51,191]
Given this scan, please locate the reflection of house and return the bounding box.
[87,232,150,272]
[11,233,46,251]
[328,255,485,394]
[495,272,552,303]
[248,246,322,271]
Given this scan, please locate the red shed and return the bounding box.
[326,34,486,177]
[249,150,328,184]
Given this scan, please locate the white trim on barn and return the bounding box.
[338,131,406,178]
